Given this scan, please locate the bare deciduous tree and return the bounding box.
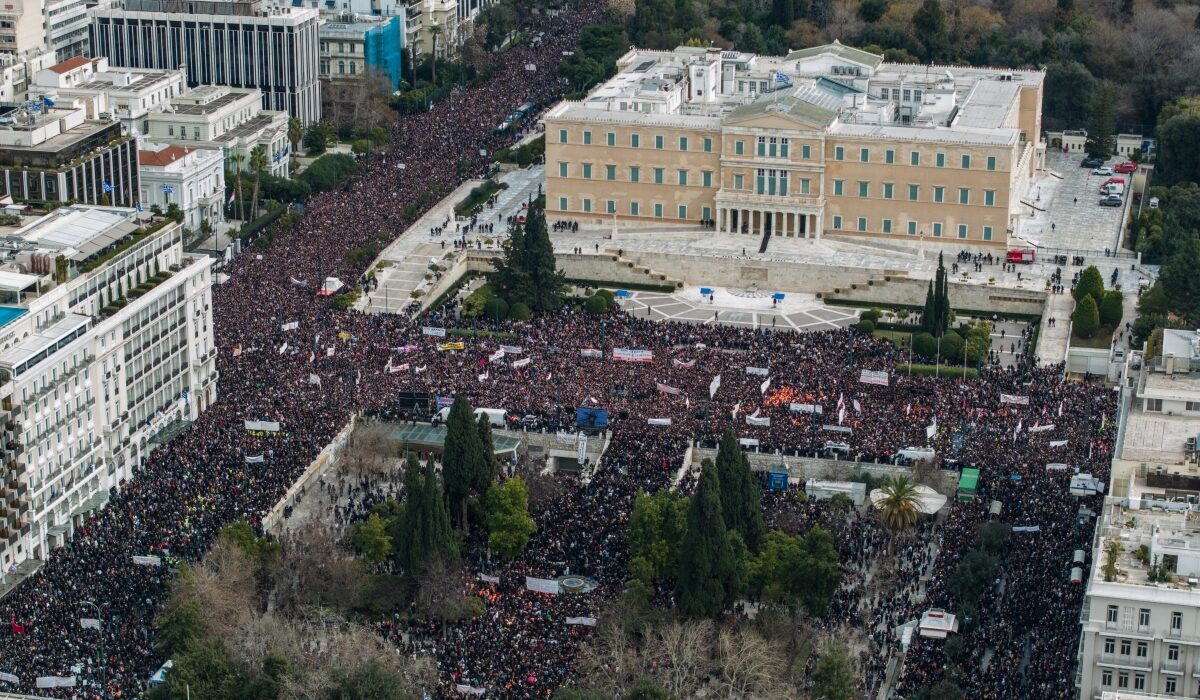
[649,619,715,698]
[190,537,259,641]
[717,628,797,699]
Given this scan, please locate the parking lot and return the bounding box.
[1015,151,1131,254]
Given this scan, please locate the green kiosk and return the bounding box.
[957,468,980,503]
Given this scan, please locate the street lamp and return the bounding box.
[81,600,105,693]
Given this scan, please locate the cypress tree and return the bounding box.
[714,429,764,551]
[443,396,486,531]
[921,281,935,334]
[676,460,740,617]
[476,413,499,491]
[520,203,566,312]
[395,453,428,574]
[424,456,457,563]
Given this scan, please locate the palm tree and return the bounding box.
[286,117,303,158]
[429,23,443,86]
[228,152,245,222]
[875,476,921,551]
[248,146,268,220]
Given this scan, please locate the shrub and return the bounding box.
[298,153,356,193]
[912,332,937,359]
[1072,295,1100,338]
[584,294,609,313]
[860,308,882,323]
[508,302,531,321]
[896,364,980,379]
[939,330,964,361]
[856,319,876,334]
[482,296,509,320]
[594,288,615,305]
[1073,266,1105,304]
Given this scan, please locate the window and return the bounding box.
[987,155,997,171]
[558,196,568,210]
[934,187,945,203]
[1165,677,1176,695]
[1140,609,1151,630]
[958,224,968,239]
[800,178,811,194]
[961,154,971,169]
[678,205,687,219]
[936,152,945,168]
[1147,398,1163,412]
[733,174,744,190]
[679,136,688,151]
[1121,640,1132,656]
[655,135,664,150]
[631,133,640,148]
[858,181,869,197]
[678,170,688,186]
[1135,674,1146,691]
[833,180,844,196]
[832,215,842,229]
[583,131,592,145]
[582,163,592,179]
[1136,641,1148,658]
[860,147,870,162]
[1186,401,1200,412]
[983,226,993,241]
[654,168,664,184]
[559,129,568,143]
[582,198,591,213]
[558,162,568,177]
[959,188,970,205]
[885,149,895,164]
[985,190,996,206]
[654,203,663,218]
[1118,672,1129,689]
[932,222,943,237]
[883,183,894,199]
[910,151,920,166]
[882,219,892,233]
[1104,638,1116,654]
[702,206,711,220]
[857,217,867,231]
[702,171,712,187]
[606,200,615,214]
[757,136,766,157]
[704,137,713,152]
[802,144,811,159]
[908,221,917,235]
[909,184,919,201]
[606,132,615,147]
[735,140,744,155]
[1101,670,1112,688]
[1172,611,1183,634]
[780,138,789,157]
[630,201,639,216]
[835,146,844,160]
[605,164,616,181]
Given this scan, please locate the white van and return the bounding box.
[433,406,507,427]
[1102,182,1126,196]
[1149,197,1159,209]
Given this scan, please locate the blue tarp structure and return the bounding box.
[576,407,609,428]
[772,293,785,300]
[767,470,789,491]
[700,287,713,295]
[615,290,631,298]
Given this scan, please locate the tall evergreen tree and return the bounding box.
[714,429,764,551]
[675,460,741,617]
[936,253,951,336]
[490,218,531,306]
[520,203,566,312]
[921,280,935,335]
[476,413,500,490]
[395,453,428,574]
[423,456,457,563]
[442,396,488,531]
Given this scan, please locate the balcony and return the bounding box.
[715,188,825,209]
[1162,659,1184,673]
[1097,653,1153,669]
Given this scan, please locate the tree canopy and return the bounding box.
[489,201,565,314]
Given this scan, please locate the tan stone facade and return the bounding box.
[544,45,1044,248]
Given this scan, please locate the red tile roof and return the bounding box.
[138,144,193,167]
[48,56,93,74]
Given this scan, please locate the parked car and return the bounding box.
[1113,347,1126,363]
[1149,197,1160,209]
[1099,194,1123,207]
[1092,166,1114,176]
[1114,161,1138,173]
[1081,156,1104,168]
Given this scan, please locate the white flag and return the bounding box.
[853,399,862,414]
[308,373,321,386]
[478,372,489,381]
[79,618,100,630]
[709,374,721,399]
[760,377,771,394]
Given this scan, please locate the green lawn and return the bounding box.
[874,329,912,349]
[1072,326,1116,349]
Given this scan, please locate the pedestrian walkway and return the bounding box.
[615,286,859,331]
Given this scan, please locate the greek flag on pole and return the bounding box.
[774,72,792,86]
[162,185,174,195]
[102,182,113,193]
[135,201,143,213]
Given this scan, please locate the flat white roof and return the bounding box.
[9,206,137,260]
[0,312,90,372]
[0,270,40,293]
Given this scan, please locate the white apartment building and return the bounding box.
[281,0,405,16]
[0,205,216,569]
[46,0,90,58]
[0,0,51,55]
[34,55,185,136]
[138,143,224,231]
[89,0,322,125]
[143,85,290,177]
[405,0,457,60]
[0,48,58,104]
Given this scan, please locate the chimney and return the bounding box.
[1166,353,1176,375]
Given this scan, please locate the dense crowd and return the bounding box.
[0,0,1116,696]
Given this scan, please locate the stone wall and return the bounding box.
[829,277,1048,317]
[689,446,958,493]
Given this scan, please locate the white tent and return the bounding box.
[869,483,948,515]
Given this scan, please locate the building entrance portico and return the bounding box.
[717,205,822,239]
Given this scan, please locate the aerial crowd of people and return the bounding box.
[0,0,1116,697]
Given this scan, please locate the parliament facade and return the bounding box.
[544,42,1044,247]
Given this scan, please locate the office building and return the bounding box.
[34,55,186,135]
[143,85,290,177]
[282,0,404,17]
[319,14,404,91]
[543,42,1045,247]
[137,143,224,230]
[0,49,58,105]
[0,100,139,207]
[88,0,321,124]
[46,0,91,58]
[0,205,216,569]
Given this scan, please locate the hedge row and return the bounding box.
[446,328,520,341]
[565,278,678,293]
[896,363,980,380]
[824,297,1044,324]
